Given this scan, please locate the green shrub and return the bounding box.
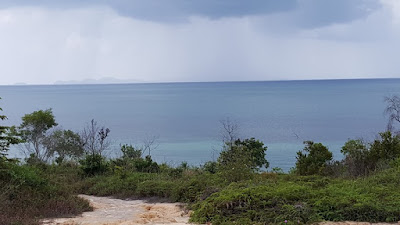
[112,154,159,173]
[136,180,177,198]
[295,141,332,175]
[218,138,269,171]
[171,173,223,202]
[0,162,91,225]
[202,161,218,174]
[191,171,400,224]
[340,132,400,177]
[120,144,142,159]
[80,154,109,176]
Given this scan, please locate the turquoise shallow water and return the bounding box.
[1,79,399,171]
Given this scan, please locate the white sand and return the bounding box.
[42,195,193,225]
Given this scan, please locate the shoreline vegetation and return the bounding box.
[2,96,400,224]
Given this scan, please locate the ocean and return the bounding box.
[1,79,399,171]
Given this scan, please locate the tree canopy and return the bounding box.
[17,109,57,162]
[43,129,84,163]
[295,141,332,175]
[218,138,269,170]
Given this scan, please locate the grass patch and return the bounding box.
[190,170,400,224]
[0,162,92,225]
[2,157,400,224]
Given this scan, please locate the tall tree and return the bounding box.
[17,109,57,162]
[43,129,84,163]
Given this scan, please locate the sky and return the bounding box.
[0,0,399,85]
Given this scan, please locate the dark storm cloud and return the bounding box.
[1,0,396,85]
[295,0,381,28]
[0,0,379,27]
[0,0,296,19]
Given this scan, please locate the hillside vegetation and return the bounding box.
[2,96,400,224]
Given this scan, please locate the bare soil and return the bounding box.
[42,195,192,225]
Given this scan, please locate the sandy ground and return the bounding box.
[42,195,192,225]
[42,195,400,225]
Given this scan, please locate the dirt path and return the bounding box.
[42,195,400,225]
[42,195,192,225]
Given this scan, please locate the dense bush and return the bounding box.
[369,131,400,164]
[295,141,333,175]
[120,144,142,159]
[190,170,400,224]
[341,132,400,177]
[202,161,218,174]
[218,138,268,182]
[219,138,269,170]
[80,153,109,176]
[44,129,84,163]
[0,161,91,224]
[111,144,159,173]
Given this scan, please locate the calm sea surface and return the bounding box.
[1,79,399,171]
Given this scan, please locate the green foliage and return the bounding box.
[4,98,400,224]
[81,172,158,197]
[295,141,333,175]
[20,109,57,132]
[191,171,400,224]
[202,161,218,174]
[369,131,400,162]
[236,138,269,169]
[43,129,84,163]
[0,98,21,158]
[0,161,91,224]
[219,138,269,170]
[341,139,370,176]
[0,102,89,224]
[17,109,58,162]
[120,144,142,159]
[218,144,254,182]
[78,165,225,204]
[112,144,159,173]
[136,179,177,198]
[271,167,285,174]
[218,138,268,182]
[340,132,400,177]
[4,151,400,225]
[190,177,318,224]
[133,155,160,173]
[80,153,109,176]
[112,155,160,173]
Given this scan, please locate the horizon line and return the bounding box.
[2,77,400,87]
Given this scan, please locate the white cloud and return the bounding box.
[381,0,400,24]
[0,2,399,85]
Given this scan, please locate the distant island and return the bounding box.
[54,77,144,85]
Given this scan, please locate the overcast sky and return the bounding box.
[0,0,399,85]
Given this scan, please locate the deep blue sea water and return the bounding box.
[1,79,399,171]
